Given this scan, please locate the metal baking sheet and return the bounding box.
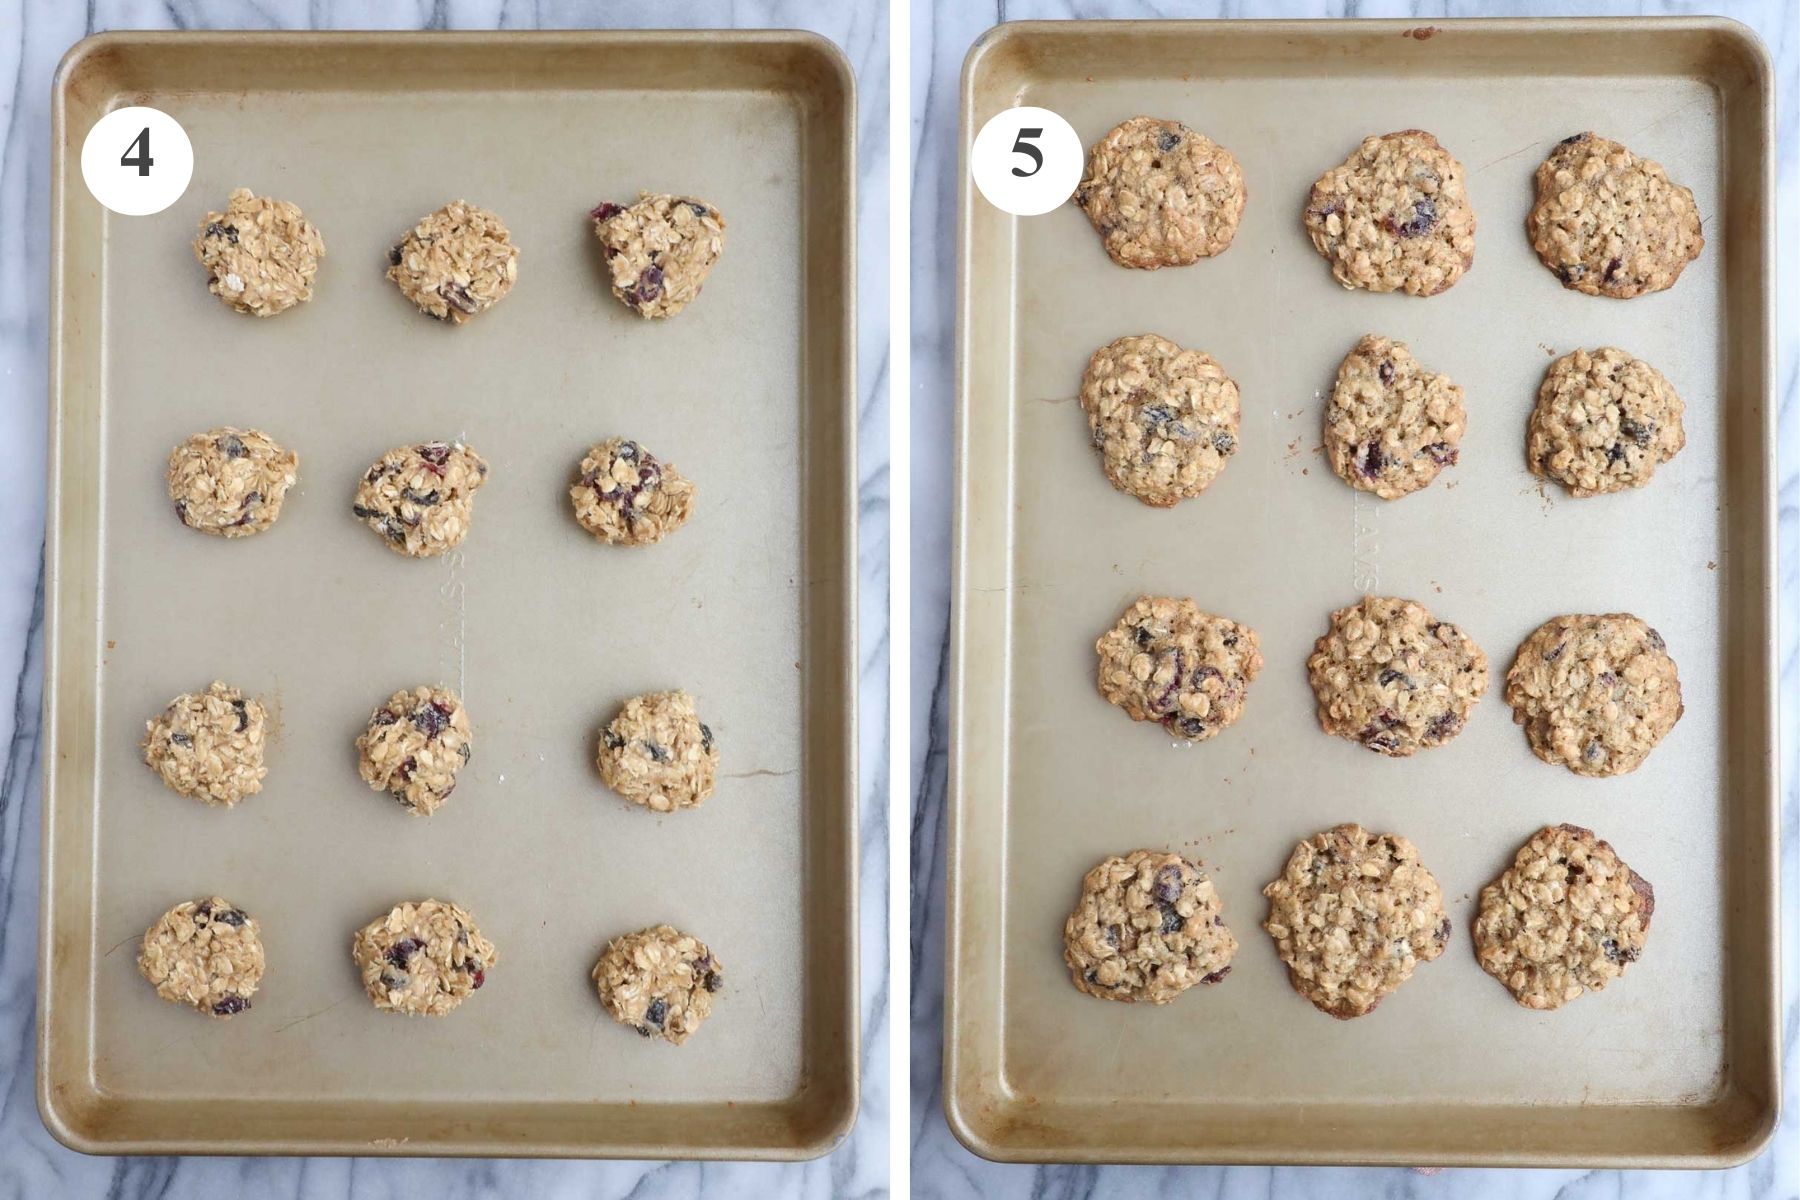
[947,17,1775,1167]
[44,30,856,1159]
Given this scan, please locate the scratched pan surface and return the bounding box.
[44,31,856,1158]
[948,18,1775,1167]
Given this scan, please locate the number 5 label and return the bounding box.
[970,107,1082,217]
[80,106,193,216]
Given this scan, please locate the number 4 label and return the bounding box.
[80,106,193,216]
[971,107,1082,217]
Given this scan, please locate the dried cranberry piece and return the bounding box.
[1152,864,1184,904]
[590,201,623,222]
[232,698,249,731]
[645,997,668,1027]
[1358,442,1386,479]
[1424,442,1458,467]
[1377,360,1395,386]
[411,701,454,739]
[470,967,486,989]
[1200,966,1231,985]
[211,995,249,1016]
[703,970,723,993]
[218,433,247,458]
[418,443,452,472]
[1386,197,1437,238]
[439,281,477,314]
[388,243,405,266]
[1159,904,1184,934]
[212,907,247,927]
[1212,431,1236,455]
[385,937,424,968]
[699,723,714,752]
[1157,128,1181,153]
[1559,132,1590,146]
[632,265,664,306]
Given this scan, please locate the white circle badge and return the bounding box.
[80,106,193,216]
[970,106,1083,217]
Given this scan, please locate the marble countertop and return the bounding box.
[0,2,888,1198]
[908,1,1797,1197]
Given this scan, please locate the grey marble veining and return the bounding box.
[909,1,1798,1197]
[0,1,888,1198]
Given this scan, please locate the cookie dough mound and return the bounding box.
[193,188,324,317]
[1074,116,1246,269]
[1504,613,1682,777]
[386,201,518,323]
[167,427,299,537]
[593,924,723,1044]
[1527,132,1703,298]
[1528,347,1686,497]
[142,681,267,807]
[1079,333,1241,506]
[355,685,472,815]
[353,441,489,558]
[591,193,726,319]
[597,690,719,812]
[1262,823,1451,1019]
[1063,849,1237,1004]
[1095,595,1262,741]
[1307,595,1489,756]
[1303,130,1476,296]
[569,437,696,546]
[1475,824,1654,1010]
[352,899,496,1016]
[1324,335,1466,499]
[138,896,265,1018]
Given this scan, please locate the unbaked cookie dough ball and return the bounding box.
[352,898,496,1016]
[193,188,324,317]
[569,437,696,546]
[591,193,726,319]
[597,690,719,813]
[355,685,471,815]
[141,681,268,807]
[167,426,298,537]
[353,441,489,558]
[386,201,518,323]
[138,896,265,1018]
[592,924,723,1044]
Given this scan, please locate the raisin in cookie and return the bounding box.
[597,690,719,812]
[593,925,723,1044]
[193,188,324,317]
[138,896,265,1018]
[591,194,725,319]
[1261,824,1451,1019]
[386,201,518,323]
[353,441,489,558]
[1079,334,1240,507]
[1095,596,1262,741]
[1528,347,1685,497]
[1074,116,1246,269]
[1527,132,1702,298]
[1504,613,1682,777]
[1475,824,1654,1010]
[1303,130,1476,296]
[569,437,695,546]
[1063,849,1236,1004]
[167,427,298,537]
[355,686,471,815]
[1324,335,1465,499]
[1307,595,1488,756]
[142,681,267,807]
[352,899,495,1016]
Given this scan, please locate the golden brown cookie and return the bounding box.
[1504,613,1682,777]
[1302,130,1476,296]
[1078,333,1240,507]
[1306,595,1488,756]
[1095,596,1262,741]
[1527,132,1702,298]
[1528,347,1686,497]
[1063,849,1236,1004]
[1074,116,1246,269]
[1324,335,1465,499]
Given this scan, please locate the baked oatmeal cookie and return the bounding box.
[353,441,489,558]
[1303,130,1476,296]
[1528,347,1686,497]
[193,188,324,317]
[386,201,518,323]
[1079,333,1241,507]
[1527,132,1703,298]
[1475,823,1654,1010]
[569,437,695,546]
[1261,823,1451,1019]
[352,899,495,1016]
[1504,613,1682,777]
[1073,116,1246,269]
[142,681,267,807]
[1095,595,1262,741]
[1324,335,1466,499]
[593,924,723,1044]
[355,685,471,816]
[1063,849,1237,1004]
[138,896,265,1018]
[1306,595,1488,756]
[597,690,719,812]
[591,193,725,319]
[167,426,299,537]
